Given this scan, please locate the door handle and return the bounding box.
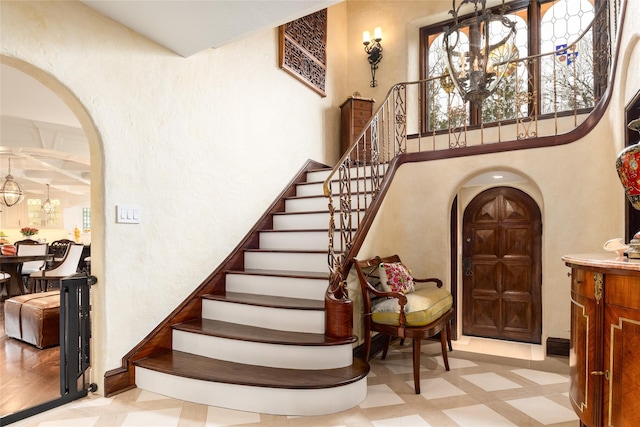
[591,370,610,380]
[463,257,473,276]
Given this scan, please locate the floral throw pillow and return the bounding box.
[379,262,415,294]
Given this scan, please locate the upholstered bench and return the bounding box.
[4,291,60,349]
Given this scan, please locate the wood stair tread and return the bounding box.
[259,228,355,233]
[272,209,366,215]
[134,350,369,389]
[203,291,325,310]
[244,248,333,254]
[286,193,375,201]
[226,269,329,279]
[173,318,356,346]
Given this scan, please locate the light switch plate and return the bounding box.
[116,205,141,224]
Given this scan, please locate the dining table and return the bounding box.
[0,254,54,299]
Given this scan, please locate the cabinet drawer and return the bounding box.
[354,118,369,128]
[352,110,371,121]
[352,100,372,110]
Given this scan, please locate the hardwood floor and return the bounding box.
[0,301,62,417]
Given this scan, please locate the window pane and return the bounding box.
[27,199,41,227]
[82,208,91,233]
[482,12,529,122]
[427,32,468,131]
[27,198,61,227]
[540,0,595,114]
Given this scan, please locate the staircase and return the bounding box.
[132,166,373,416]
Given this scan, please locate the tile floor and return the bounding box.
[7,341,578,427]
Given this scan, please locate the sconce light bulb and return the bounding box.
[362,31,371,45]
[374,27,382,42]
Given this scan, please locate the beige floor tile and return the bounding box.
[7,344,578,427]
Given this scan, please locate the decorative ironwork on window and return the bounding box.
[421,0,600,135]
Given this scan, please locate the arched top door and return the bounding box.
[462,186,542,344]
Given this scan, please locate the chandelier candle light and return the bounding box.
[42,184,53,215]
[0,158,25,207]
[443,0,518,104]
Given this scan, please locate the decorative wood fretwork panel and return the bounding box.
[278,9,327,97]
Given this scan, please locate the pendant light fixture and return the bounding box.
[42,183,54,215]
[443,0,518,104]
[0,158,25,207]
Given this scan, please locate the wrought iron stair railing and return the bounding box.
[322,0,620,340]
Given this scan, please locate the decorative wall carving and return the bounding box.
[278,9,327,97]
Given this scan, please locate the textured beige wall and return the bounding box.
[1,0,349,391]
[2,0,639,394]
[351,0,640,346]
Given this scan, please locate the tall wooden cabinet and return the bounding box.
[563,254,640,427]
[340,96,374,158]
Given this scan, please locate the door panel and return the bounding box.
[463,187,542,344]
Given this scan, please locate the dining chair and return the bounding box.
[29,243,84,293]
[15,241,49,291]
[353,254,454,394]
[48,239,74,267]
[0,271,11,297]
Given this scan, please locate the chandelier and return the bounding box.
[0,158,25,207]
[443,0,518,104]
[42,183,54,214]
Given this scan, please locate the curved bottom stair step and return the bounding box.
[172,319,356,369]
[134,351,370,416]
[173,318,355,346]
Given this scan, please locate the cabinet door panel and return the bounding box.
[605,304,640,427]
[570,288,597,427]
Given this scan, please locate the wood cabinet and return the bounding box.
[564,254,640,427]
[340,96,374,159]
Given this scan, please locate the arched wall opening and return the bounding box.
[451,168,546,360]
[1,54,106,399]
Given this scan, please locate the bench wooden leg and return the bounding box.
[380,334,391,360]
[440,325,450,371]
[412,338,421,394]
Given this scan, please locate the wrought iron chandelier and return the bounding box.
[42,183,54,214]
[443,0,518,104]
[0,158,25,207]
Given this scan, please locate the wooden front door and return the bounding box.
[462,187,542,344]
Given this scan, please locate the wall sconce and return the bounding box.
[363,27,383,87]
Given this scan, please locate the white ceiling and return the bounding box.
[1,0,339,206]
[81,0,341,57]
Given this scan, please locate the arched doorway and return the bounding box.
[1,57,103,422]
[462,186,542,344]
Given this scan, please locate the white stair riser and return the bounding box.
[297,178,379,197]
[273,211,364,230]
[202,299,324,333]
[305,169,333,182]
[306,165,387,183]
[259,231,337,251]
[245,251,327,273]
[285,194,373,213]
[136,367,367,416]
[173,330,353,369]
[226,273,327,301]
